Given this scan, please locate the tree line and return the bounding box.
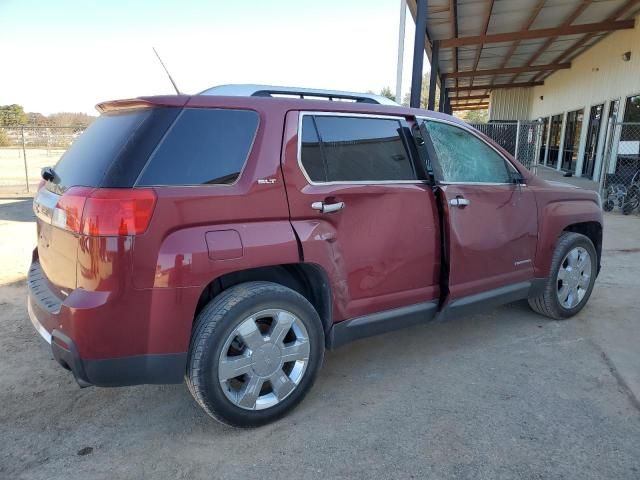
[0,104,96,128]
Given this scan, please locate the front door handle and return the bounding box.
[311,201,345,214]
[449,197,470,208]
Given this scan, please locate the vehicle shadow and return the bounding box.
[0,199,34,223]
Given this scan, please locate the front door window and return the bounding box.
[422,121,511,183]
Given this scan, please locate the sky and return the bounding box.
[0,0,427,115]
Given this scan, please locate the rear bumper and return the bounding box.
[27,260,188,387]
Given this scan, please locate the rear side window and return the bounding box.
[138,108,259,186]
[300,115,416,182]
[51,110,152,191]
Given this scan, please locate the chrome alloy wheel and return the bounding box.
[218,309,310,411]
[556,246,592,309]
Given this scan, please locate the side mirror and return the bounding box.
[511,171,526,184]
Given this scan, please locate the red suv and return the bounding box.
[28,85,603,427]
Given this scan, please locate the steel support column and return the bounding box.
[428,41,439,111]
[410,0,428,108]
[395,0,407,103]
[438,85,446,112]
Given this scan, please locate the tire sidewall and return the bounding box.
[193,284,324,427]
[549,234,597,318]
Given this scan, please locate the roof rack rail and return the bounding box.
[198,84,399,106]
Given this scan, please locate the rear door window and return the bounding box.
[137,108,259,186]
[300,115,416,182]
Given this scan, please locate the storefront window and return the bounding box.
[623,94,640,123]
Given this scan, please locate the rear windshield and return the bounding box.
[48,107,258,191]
[137,108,259,186]
[48,108,180,192]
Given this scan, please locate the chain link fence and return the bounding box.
[469,121,544,171]
[0,126,86,195]
[599,121,640,215]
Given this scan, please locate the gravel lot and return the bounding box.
[1,198,639,480]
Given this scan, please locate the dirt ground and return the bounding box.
[1,198,639,480]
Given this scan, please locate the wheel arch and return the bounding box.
[534,199,603,277]
[563,221,602,273]
[193,263,333,341]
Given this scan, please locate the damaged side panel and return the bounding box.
[281,110,441,323]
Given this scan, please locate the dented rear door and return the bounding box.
[281,110,441,322]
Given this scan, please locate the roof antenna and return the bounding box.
[152,47,181,95]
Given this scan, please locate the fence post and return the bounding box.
[598,118,614,194]
[21,126,29,193]
[532,120,543,175]
[514,120,521,161]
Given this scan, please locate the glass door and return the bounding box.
[582,104,604,179]
[547,114,563,168]
[609,99,620,122]
[562,109,584,172]
[539,117,549,164]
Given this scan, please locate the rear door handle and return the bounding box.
[311,201,345,214]
[449,197,470,208]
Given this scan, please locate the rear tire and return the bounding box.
[186,281,324,428]
[528,232,597,320]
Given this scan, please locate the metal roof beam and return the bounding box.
[469,0,495,98]
[535,0,640,82]
[443,63,570,79]
[451,104,489,111]
[449,94,490,100]
[450,101,489,106]
[449,81,543,92]
[521,0,593,82]
[494,0,548,86]
[439,19,634,48]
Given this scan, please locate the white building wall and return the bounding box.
[489,88,532,121]
[491,14,640,179]
[529,15,640,120]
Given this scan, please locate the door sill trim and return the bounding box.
[327,301,438,349]
[325,279,548,349]
[439,279,547,320]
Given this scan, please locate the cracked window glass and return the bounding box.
[424,121,511,183]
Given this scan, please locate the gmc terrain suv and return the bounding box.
[28,85,603,427]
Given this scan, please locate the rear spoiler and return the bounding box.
[95,95,190,114]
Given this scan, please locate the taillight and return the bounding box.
[52,187,156,236]
[52,187,92,233]
[82,189,156,236]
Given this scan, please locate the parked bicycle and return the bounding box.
[603,168,640,215]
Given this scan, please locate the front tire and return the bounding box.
[186,281,324,428]
[528,232,597,319]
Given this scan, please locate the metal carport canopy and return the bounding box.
[406,0,640,111]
